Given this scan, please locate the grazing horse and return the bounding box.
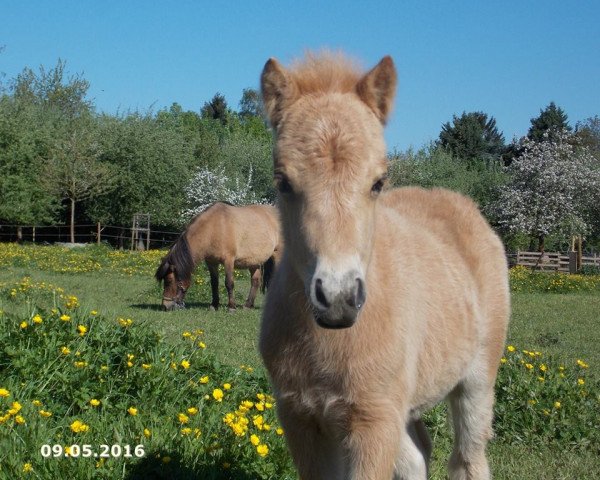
[259,52,509,480]
[155,202,281,311]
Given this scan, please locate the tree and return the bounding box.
[575,116,600,159]
[438,111,505,166]
[239,88,262,118]
[201,93,229,125]
[487,130,600,251]
[527,102,571,143]
[42,115,117,242]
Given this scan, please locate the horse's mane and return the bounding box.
[289,51,363,95]
[154,233,194,282]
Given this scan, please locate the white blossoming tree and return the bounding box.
[488,130,600,251]
[180,165,262,224]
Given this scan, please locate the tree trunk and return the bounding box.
[538,234,545,252]
[16,226,23,243]
[70,198,76,243]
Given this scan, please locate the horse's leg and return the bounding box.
[207,261,220,311]
[447,378,495,480]
[347,407,425,480]
[402,417,432,478]
[224,260,236,312]
[244,266,261,309]
[277,405,346,479]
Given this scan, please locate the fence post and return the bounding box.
[569,251,577,274]
[97,222,101,245]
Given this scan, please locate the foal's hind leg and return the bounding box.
[206,262,220,311]
[447,377,495,480]
[244,266,261,309]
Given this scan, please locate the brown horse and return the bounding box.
[259,52,509,479]
[155,202,281,311]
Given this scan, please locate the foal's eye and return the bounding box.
[371,178,386,196]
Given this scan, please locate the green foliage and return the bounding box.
[494,346,598,451]
[528,102,572,142]
[438,111,505,166]
[509,266,600,293]
[388,144,506,208]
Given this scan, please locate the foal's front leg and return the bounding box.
[278,407,347,480]
[347,408,427,480]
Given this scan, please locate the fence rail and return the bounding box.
[509,250,600,273]
[0,223,180,249]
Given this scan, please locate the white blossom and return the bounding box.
[488,130,600,247]
[180,165,263,223]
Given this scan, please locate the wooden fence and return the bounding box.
[509,250,600,273]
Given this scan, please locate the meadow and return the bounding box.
[0,244,598,479]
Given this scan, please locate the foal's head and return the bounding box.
[261,52,397,328]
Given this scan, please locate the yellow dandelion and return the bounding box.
[577,378,585,385]
[187,407,198,415]
[250,434,260,446]
[539,364,547,372]
[20,321,28,329]
[199,376,209,384]
[181,427,192,436]
[276,428,284,435]
[0,388,9,398]
[70,420,90,433]
[181,360,191,369]
[507,345,515,352]
[32,314,43,324]
[90,310,98,316]
[177,413,190,424]
[39,410,52,418]
[223,383,231,390]
[182,331,192,339]
[60,314,71,322]
[554,401,561,409]
[198,341,206,349]
[89,399,101,407]
[77,325,87,336]
[23,463,33,473]
[142,363,152,370]
[256,444,269,457]
[15,415,26,425]
[127,407,138,416]
[32,400,42,407]
[525,363,533,370]
[143,428,151,438]
[61,346,71,355]
[212,388,224,402]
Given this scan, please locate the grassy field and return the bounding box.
[0,244,599,479]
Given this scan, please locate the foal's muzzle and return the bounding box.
[310,272,366,329]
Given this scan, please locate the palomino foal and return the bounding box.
[259,52,509,480]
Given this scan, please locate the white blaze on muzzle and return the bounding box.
[308,255,367,329]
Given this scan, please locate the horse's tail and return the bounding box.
[155,233,194,282]
[261,256,276,293]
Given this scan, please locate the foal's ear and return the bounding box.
[261,58,298,129]
[355,56,397,124]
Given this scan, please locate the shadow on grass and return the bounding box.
[129,302,257,312]
[125,451,256,480]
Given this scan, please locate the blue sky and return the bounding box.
[2,1,599,151]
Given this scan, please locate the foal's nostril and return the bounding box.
[314,278,331,308]
[346,277,366,309]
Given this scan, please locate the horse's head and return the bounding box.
[155,260,190,311]
[261,52,397,329]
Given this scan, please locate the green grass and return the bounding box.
[0,244,599,479]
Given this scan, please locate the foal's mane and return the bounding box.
[288,51,363,95]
